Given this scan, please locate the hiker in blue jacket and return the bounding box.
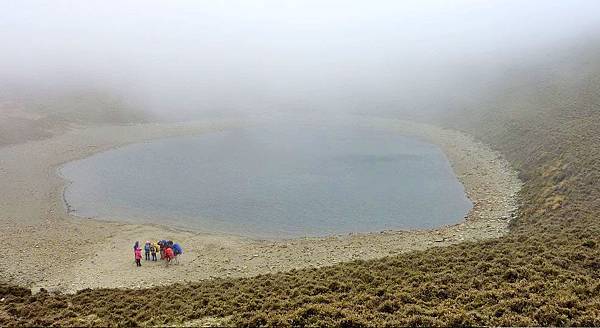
[173,243,183,256]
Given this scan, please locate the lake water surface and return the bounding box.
[61,125,472,238]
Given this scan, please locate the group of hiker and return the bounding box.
[133,240,183,267]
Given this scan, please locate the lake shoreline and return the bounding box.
[60,124,473,239]
[0,116,521,293]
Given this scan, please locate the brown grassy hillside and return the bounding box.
[2,45,600,326]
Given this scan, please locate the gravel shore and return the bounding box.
[0,117,521,293]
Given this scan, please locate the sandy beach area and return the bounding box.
[0,117,521,293]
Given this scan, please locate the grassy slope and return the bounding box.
[2,47,600,326]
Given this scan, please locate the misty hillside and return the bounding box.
[2,1,600,327]
[0,89,151,146]
[2,34,599,327]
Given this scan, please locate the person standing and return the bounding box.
[144,241,151,261]
[134,247,142,267]
[151,243,157,261]
[159,241,165,260]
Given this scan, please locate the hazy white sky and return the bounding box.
[2,0,600,118]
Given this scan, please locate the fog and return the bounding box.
[2,0,600,121]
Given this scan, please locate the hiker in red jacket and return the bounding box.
[134,247,142,267]
[164,246,175,265]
